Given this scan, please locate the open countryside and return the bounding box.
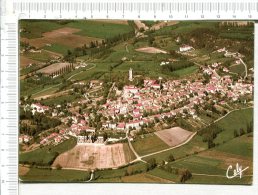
[19,20,254,184]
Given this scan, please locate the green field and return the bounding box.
[20,20,63,39]
[214,108,253,144]
[20,20,134,40]
[20,168,90,182]
[43,43,74,55]
[132,134,169,156]
[143,135,207,163]
[187,174,252,185]
[24,50,53,62]
[66,20,133,39]
[171,65,198,77]
[42,94,79,106]
[229,64,245,76]
[94,162,147,181]
[215,133,253,158]
[148,168,178,182]
[170,155,225,175]
[19,137,77,166]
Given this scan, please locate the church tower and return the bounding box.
[129,68,133,81]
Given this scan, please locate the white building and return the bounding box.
[129,68,133,81]
[179,45,193,52]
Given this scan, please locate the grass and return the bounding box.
[229,64,245,76]
[148,168,178,182]
[153,21,218,36]
[41,94,79,106]
[132,134,169,156]
[214,107,253,145]
[31,86,60,99]
[171,65,198,77]
[20,20,62,39]
[94,162,147,181]
[143,135,207,163]
[43,43,74,56]
[19,137,77,166]
[170,155,225,175]
[66,20,134,39]
[24,50,53,62]
[20,167,90,182]
[215,133,253,158]
[187,174,252,185]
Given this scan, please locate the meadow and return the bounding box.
[20,167,90,182]
[19,137,77,166]
[132,133,169,156]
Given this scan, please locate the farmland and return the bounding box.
[20,167,91,182]
[53,143,136,170]
[19,137,77,166]
[154,127,194,147]
[132,134,169,156]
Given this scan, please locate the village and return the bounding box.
[19,46,253,149]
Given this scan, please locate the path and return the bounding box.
[107,82,116,99]
[85,170,94,182]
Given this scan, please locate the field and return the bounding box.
[121,173,173,183]
[53,143,136,170]
[20,56,41,68]
[37,62,70,74]
[132,134,169,156]
[21,27,102,49]
[135,47,168,54]
[169,133,253,185]
[154,127,194,147]
[20,167,90,182]
[66,20,133,39]
[19,137,77,166]
[214,108,253,144]
[143,135,207,163]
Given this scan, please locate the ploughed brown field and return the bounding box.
[21,27,102,48]
[53,143,136,170]
[135,47,167,54]
[20,56,41,68]
[154,127,194,147]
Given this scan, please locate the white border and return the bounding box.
[19,20,258,195]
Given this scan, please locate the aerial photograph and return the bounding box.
[19,20,254,184]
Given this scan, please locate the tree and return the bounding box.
[234,129,239,137]
[179,169,192,183]
[208,139,215,149]
[146,158,157,171]
[239,128,245,136]
[56,163,62,170]
[167,154,175,162]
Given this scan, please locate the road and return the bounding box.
[238,58,248,79]
[107,82,116,99]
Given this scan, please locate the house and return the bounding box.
[179,45,193,52]
[123,86,139,94]
[117,123,125,130]
[31,103,49,114]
